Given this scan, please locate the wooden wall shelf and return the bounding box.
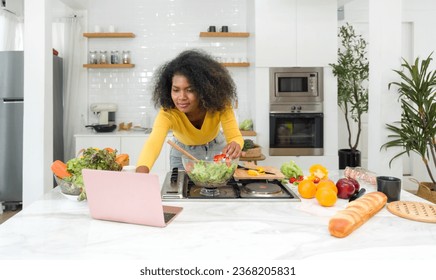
[221,62,250,67]
[83,64,135,69]
[199,32,249,38]
[83,32,135,38]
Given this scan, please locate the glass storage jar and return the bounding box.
[122,50,131,64]
[110,50,119,64]
[99,50,108,64]
[88,51,99,64]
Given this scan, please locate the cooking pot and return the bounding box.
[85,124,117,133]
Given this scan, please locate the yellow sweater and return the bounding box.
[137,107,244,170]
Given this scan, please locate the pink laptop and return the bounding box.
[82,169,182,227]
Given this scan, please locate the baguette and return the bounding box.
[328,191,387,238]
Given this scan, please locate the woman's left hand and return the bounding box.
[223,141,242,159]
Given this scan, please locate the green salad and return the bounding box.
[187,160,237,187]
[64,147,122,200]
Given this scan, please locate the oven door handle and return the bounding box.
[270,112,323,118]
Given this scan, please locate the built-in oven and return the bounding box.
[269,104,323,156]
[269,67,324,156]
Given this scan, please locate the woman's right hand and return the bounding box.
[136,165,150,173]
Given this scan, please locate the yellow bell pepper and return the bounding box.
[309,164,328,180]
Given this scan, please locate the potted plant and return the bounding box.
[381,54,436,203]
[329,23,369,169]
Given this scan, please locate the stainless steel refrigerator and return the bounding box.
[0,51,63,209]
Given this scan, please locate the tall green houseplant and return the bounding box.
[329,23,369,168]
[382,54,436,185]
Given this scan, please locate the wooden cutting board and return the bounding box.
[233,163,285,180]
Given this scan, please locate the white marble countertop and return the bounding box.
[1,175,435,261]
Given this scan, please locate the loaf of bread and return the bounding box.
[328,191,387,238]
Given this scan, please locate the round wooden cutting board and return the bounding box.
[387,201,436,223]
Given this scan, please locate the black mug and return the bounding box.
[208,26,216,32]
[220,25,229,32]
[376,176,401,202]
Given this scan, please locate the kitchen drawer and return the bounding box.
[120,136,168,173]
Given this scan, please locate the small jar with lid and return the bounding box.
[99,50,108,64]
[110,50,120,64]
[88,51,99,64]
[122,50,131,64]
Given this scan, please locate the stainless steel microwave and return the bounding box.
[269,67,323,103]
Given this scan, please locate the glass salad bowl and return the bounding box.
[182,154,238,196]
[54,175,82,196]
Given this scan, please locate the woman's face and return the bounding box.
[171,74,200,114]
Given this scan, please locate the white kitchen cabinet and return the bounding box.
[296,0,337,66]
[120,137,147,167]
[119,136,169,173]
[255,0,297,67]
[255,0,337,67]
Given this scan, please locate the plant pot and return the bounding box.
[338,149,361,169]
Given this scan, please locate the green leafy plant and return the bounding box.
[329,23,369,151]
[381,54,436,184]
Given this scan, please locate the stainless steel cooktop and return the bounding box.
[161,168,301,202]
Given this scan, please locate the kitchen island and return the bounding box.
[1,173,435,262]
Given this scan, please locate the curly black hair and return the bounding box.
[151,49,237,112]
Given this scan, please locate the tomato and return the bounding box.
[289,177,296,183]
[313,177,321,183]
[213,153,228,162]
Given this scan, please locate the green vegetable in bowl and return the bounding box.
[64,147,122,200]
[188,161,237,187]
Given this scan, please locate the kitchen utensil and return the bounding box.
[166,140,199,162]
[348,188,366,202]
[387,201,436,223]
[237,165,275,175]
[85,124,117,133]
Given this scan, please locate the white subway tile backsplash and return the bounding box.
[86,0,250,126]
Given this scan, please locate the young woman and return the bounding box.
[136,49,243,173]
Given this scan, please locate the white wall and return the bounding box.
[85,0,251,128]
[83,0,339,173]
[22,0,54,207]
[343,0,436,182]
[402,0,436,183]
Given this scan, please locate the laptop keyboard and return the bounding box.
[164,212,176,223]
